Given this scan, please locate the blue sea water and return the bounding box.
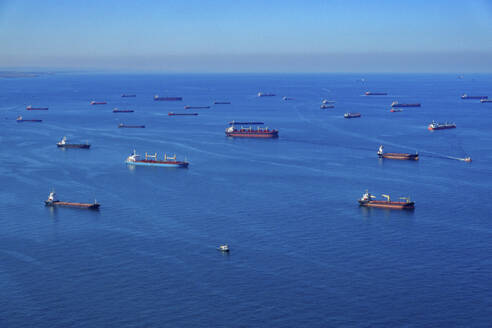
[0,73,491,327]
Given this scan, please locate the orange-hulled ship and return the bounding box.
[44,192,100,209]
[358,191,415,210]
[378,145,418,160]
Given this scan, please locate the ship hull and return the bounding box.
[462,96,488,100]
[45,201,100,209]
[365,92,387,96]
[358,200,414,210]
[118,125,145,128]
[428,126,456,131]
[26,108,48,110]
[17,120,42,122]
[57,144,90,149]
[344,113,361,118]
[168,113,198,116]
[226,131,278,138]
[392,104,421,108]
[125,160,189,168]
[379,153,418,160]
[113,110,134,113]
[154,97,182,101]
[184,106,210,109]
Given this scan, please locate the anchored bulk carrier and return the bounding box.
[16,116,42,122]
[428,121,456,131]
[377,145,418,160]
[26,105,48,110]
[45,192,100,209]
[257,92,275,97]
[358,190,415,210]
[225,121,278,138]
[113,108,134,113]
[154,95,182,101]
[168,112,198,116]
[57,136,90,149]
[461,94,487,100]
[125,150,189,168]
[391,101,421,108]
[365,92,387,96]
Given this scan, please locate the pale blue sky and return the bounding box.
[1,0,492,72]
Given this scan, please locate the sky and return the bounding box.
[1,0,492,72]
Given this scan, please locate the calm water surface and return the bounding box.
[0,73,491,327]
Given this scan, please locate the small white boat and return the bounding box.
[217,244,230,252]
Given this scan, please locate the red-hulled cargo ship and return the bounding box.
[26,105,48,110]
[45,192,100,209]
[377,145,418,160]
[428,121,456,131]
[358,191,415,210]
[225,121,278,138]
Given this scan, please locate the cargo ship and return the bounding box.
[377,145,418,160]
[322,99,336,104]
[257,92,275,97]
[225,121,278,138]
[184,105,210,109]
[358,190,415,210]
[214,101,231,104]
[16,116,42,122]
[154,95,182,101]
[113,108,134,113]
[321,104,335,109]
[26,105,48,110]
[125,150,189,168]
[365,92,387,96]
[428,121,456,131]
[57,136,90,149]
[45,192,100,209]
[118,123,145,128]
[390,108,402,112]
[168,112,198,116]
[90,101,107,105]
[344,113,361,118]
[391,101,421,108]
[282,96,294,100]
[461,94,487,100]
[121,94,136,97]
[480,99,492,103]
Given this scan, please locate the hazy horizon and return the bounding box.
[1,0,492,73]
